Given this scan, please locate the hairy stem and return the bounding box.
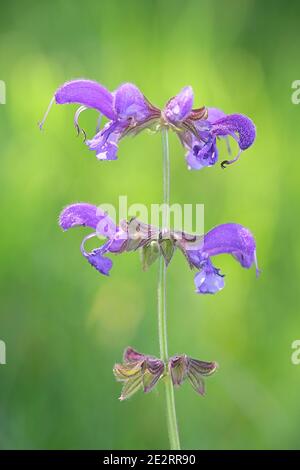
[157,127,181,450]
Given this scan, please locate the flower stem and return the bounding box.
[157,127,181,450]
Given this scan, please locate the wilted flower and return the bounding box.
[113,347,165,400]
[169,354,218,396]
[59,203,259,294]
[39,79,255,169]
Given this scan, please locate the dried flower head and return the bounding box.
[113,347,165,401]
[169,355,218,396]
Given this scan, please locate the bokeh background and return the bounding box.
[1,0,300,450]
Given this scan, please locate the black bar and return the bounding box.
[0,450,299,466]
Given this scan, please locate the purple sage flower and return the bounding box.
[113,347,165,400]
[163,87,256,170]
[39,79,160,161]
[186,223,260,294]
[169,354,218,396]
[40,80,255,169]
[59,202,126,276]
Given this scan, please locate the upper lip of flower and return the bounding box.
[59,203,259,294]
[39,80,256,169]
[162,85,208,133]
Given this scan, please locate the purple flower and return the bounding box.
[59,204,163,275]
[169,354,218,396]
[59,202,126,276]
[39,79,160,161]
[40,80,255,169]
[113,347,165,400]
[59,204,259,294]
[163,87,256,170]
[186,223,260,294]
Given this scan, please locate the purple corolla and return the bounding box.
[40,80,255,169]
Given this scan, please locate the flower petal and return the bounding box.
[86,121,126,161]
[207,107,225,123]
[86,248,113,276]
[194,260,225,294]
[108,235,128,253]
[59,203,116,237]
[186,138,218,170]
[55,79,116,119]
[164,86,194,123]
[186,149,205,170]
[203,223,256,269]
[59,203,100,230]
[114,83,152,121]
[212,113,256,150]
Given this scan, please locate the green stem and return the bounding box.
[157,127,181,450]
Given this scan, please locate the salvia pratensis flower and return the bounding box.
[59,203,259,294]
[39,80,256,169]
[169,355,218,396]
[113,347,165,401]
[39,80,160,161]
[164,87,256,170]
[186,223,260,294]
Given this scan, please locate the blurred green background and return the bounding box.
[1,0,300,450]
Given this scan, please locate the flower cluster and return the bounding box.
[114,347,218,400]
[46,78,259,405]
[59,203,258,295]
[40,79,256,170]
